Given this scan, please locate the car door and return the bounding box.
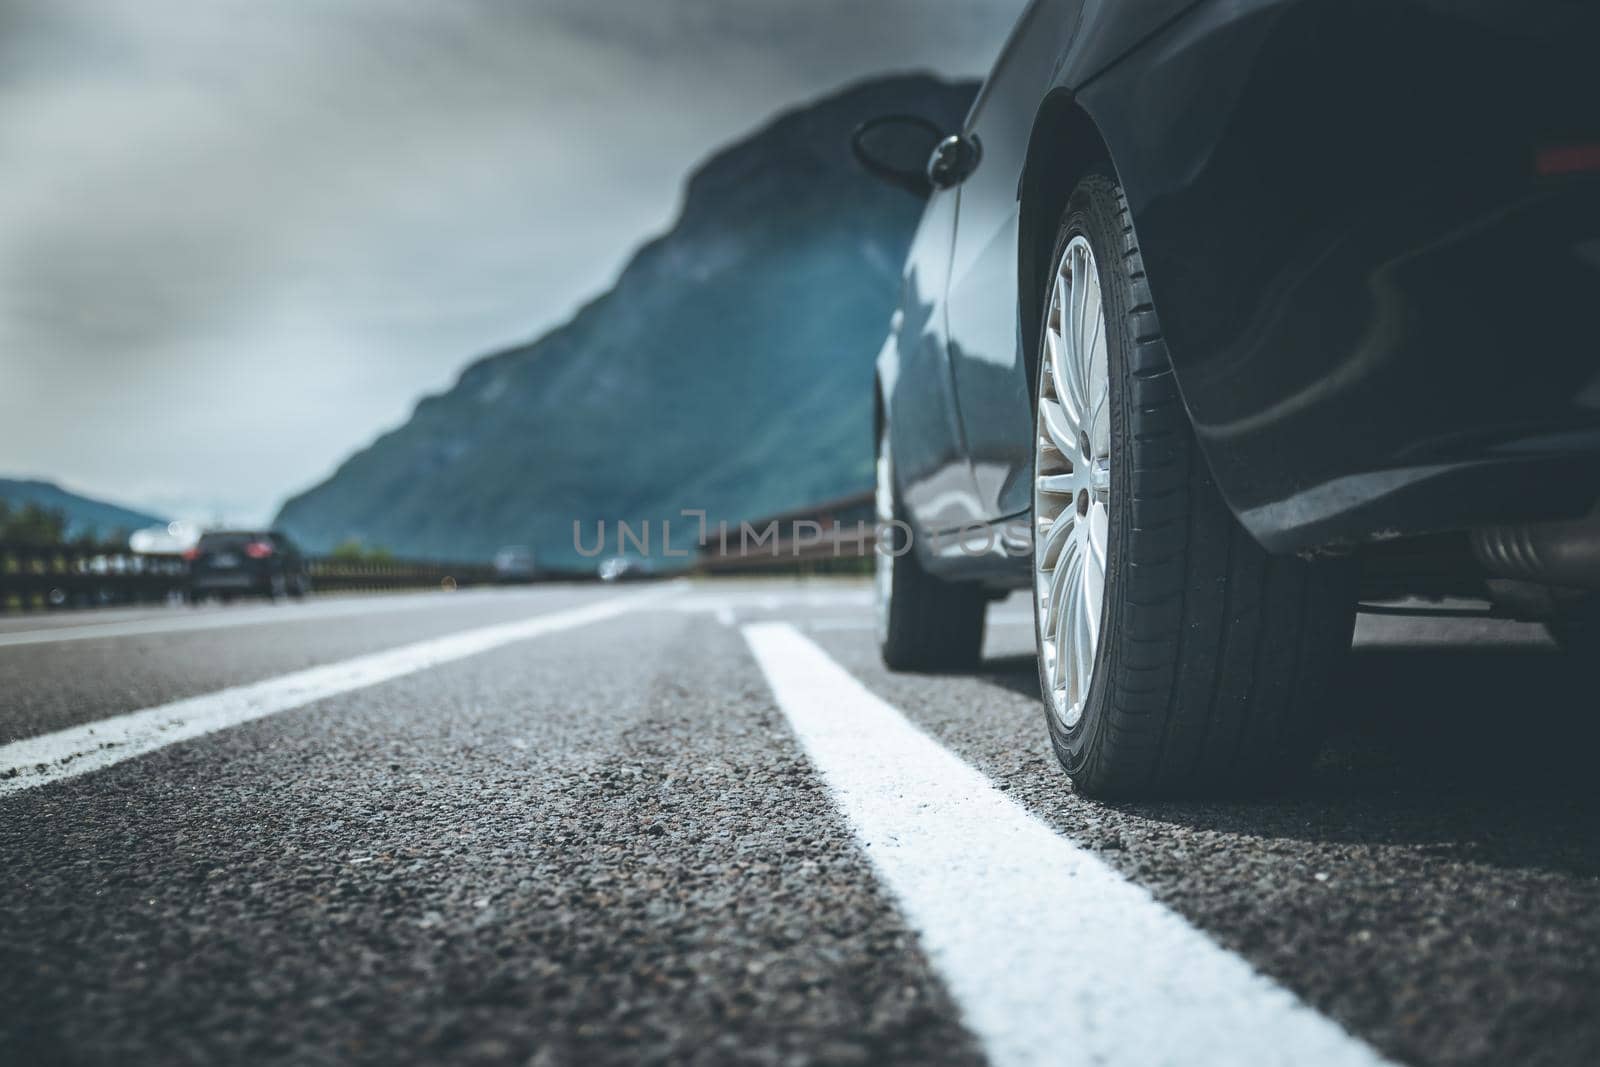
[886,187,984,537]
[944,0,1084,521]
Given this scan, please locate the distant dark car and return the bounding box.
[186,531,309,602]
[492,545,537,583]
[858,0,1600,797]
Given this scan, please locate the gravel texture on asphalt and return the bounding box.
[1,600,985,1067]
[816,606,1600,1067]
[5,582,1598,1067]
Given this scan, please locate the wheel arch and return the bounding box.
[1016,91,1116,398]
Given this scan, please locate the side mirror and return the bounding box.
[926,133,982,190]
[850,115,947,197]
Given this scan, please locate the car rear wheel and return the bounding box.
[1033,172,1356,797]
[875,430,987,671]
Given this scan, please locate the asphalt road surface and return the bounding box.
[3,581,1596,1067]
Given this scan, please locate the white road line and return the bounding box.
[987,612,1034,626]
[0,587,676,797]
[0,587,559,650]
[741,622,1392,1067]
[801,618,874,632]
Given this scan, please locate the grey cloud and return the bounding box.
[0,0,1024,523]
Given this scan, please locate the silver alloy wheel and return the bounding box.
[1034,235,1111,730]
[874,431,894,643]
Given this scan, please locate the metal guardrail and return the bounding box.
[694,490,877,576]
[306,558,497,594]
[695,524,876,575]
[0,544,188,611]
[0,543,499,613]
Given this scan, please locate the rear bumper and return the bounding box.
[189,571,266,592]
[1082,0,1600,551]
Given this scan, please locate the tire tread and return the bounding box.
[1043,174,1354,797]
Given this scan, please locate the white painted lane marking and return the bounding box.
[741,622,1392,1067]
[801,619,874,632]
[987,612,1034,626]
[0,588,677,797]
[0,587,569,650]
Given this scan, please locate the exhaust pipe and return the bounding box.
[1471,516,1600,591]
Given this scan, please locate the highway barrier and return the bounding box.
[0,543,499,613]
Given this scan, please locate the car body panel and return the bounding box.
[1076,0,1600,550]
[945,0,1084,523]
[881,189,985,541]
[880,0,1600,582]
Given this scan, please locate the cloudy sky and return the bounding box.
[0,0,1025,525]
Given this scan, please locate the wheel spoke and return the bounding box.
[1037,474,1077,496]
[1072,564,1094,703]
[1081,505,1107,639]
[1052,541,1081,681]
[1063,263,1089,423]
[1045,326,1067,400]
[1054,272,1070,340]
[1045,536,1078,639]
[1072,247,1090,381]
[1036,508,1074,571]
[1039,396,1079,460]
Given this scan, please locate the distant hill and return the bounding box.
[275,73,977,567]
[0,478,166,542]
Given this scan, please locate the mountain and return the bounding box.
[276,73,977,567]
[0,478,167,542]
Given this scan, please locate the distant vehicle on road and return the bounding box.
[598,556,645,583]
[858,0,1600,797]
[186,530,309,603]
[492,545,537,584]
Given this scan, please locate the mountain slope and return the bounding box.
[276,74,977,566]
[0,478,166,541]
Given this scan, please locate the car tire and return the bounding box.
[875,430,987,672]
[1033,171,1356,797]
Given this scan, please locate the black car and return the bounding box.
[859,0,1600,797]
[186,530,310,602]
